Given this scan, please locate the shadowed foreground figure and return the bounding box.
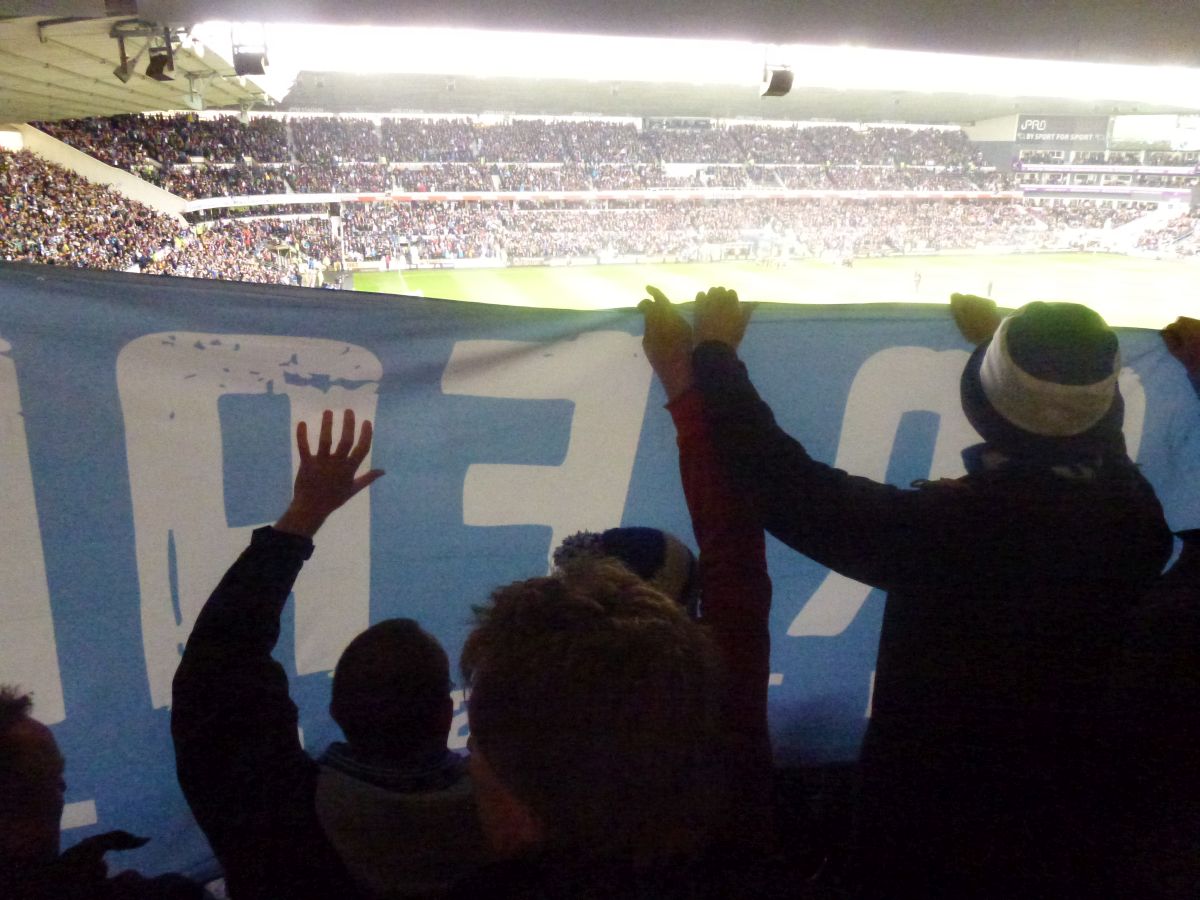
[674,288,1172,896]
[0,688,204,900]
[1106,316,1200,899]
[173,411,483,900]
[449,558,806,900]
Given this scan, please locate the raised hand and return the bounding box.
[638,285,695,400]
[950,293,1003,346]
[1162,316,1200,380]
[694,286,754,351]
[275,409,385,538]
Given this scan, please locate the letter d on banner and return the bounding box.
[117,334,381,708]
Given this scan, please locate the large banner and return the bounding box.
[0,263,1197,879]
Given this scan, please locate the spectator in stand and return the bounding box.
[0,687,205,900]
[1137,211,1200,257]
[1,149,179,270]
[647,125,743,164]
[381,118,477,162]
[173,410,485,900]
[490,164,591,192]
[474,120,567,162]
[153,164,290,200]
[563,121,658,164]
[289,117,381,165]
[391,164,495,193]
[286,163,391,194]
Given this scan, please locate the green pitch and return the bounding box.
[353,254,1198,329]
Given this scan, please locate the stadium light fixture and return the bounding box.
[233,46,268,76]
[145,41,174,81]
[761,65,793,97]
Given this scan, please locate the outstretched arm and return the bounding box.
[689,289,952,591]
[642,287,774,844]
[171,410,383,897]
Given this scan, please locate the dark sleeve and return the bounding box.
[691,340,944,591]
[171,527,351,900]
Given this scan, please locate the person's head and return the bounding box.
[553,528,700,618]
[959,301,1125,459]
[0,688,65,863]
[461,559,723,865]
[330,619,453,762]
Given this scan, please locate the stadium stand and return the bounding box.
[9,111,1191,283]
[29,113,1020,197]
[1137,211,1200,256]
[1,148,330,282]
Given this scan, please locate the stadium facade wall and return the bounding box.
[963,115,1019,143]
[964,115,1020,171]
[0,125,21,151]
[15,124,188,221]
[972,141,1016,171]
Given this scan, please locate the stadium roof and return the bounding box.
[142,0,1199,68]
[278,72,1193,124]
[3,3,1198,125]
[0,15,270,122]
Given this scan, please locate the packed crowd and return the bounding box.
[763,165,990,191]
[734,125,987,167]
[285,163,392,193]
[0,150,329,282]
[0,149,179,269]
[1029,200,1152,230]
[338,197,1078,263]
[38,114,288,165]
[1137,211,1200,255]
[6,144,1171,280]
[290,116,381,164]
[150,164,290,200]
[5,292,1198,900]
[35,113,1016,198]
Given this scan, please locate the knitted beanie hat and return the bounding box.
[553,527,700,618]
[960,301,1125,457]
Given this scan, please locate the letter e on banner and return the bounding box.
[117,334,381,708]
[442,332,652,567]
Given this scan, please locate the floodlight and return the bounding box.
[113,63,132,83]
[761,66,793,97]
[146,33,175,82]
[233,47,268,76]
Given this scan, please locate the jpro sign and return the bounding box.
[1016,116,1110,148]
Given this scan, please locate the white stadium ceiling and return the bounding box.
[1,1,1198,124]
[139,0,1200,67]
[0,15,270,122]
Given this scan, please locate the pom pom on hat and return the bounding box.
[553,527,699,618]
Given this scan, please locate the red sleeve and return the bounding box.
[667,388,774,842]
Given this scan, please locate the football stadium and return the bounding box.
[2,2,1199,896]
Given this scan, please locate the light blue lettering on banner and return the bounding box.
[0,263,1196,880]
